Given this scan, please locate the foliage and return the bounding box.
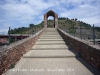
[8,17,100,35]
[10,64,15,69]
[29,24,34,28]
[95,27,100,32]
[58,17,100,39]
[8,27,30,34]
[10,38,15,43]
[58,17,67,20]
[8,22,44,34]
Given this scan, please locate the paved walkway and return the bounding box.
[3,28,100,75]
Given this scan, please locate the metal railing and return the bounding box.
[58,24,100,45]
[8,25,44,45]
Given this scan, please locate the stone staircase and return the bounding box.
[3,28,100,75]
[24,28,78,58]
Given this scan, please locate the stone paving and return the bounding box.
[3,28,100,75]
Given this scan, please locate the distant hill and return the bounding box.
[8,17,100,39]
[47,17,100,39]
[8,23,43,34]
[41,17,100,39]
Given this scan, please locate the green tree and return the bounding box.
[75,18,77,21]
[29,24,34,28]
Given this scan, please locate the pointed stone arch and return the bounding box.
[44,10,58,28]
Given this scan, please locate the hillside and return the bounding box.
[8,17,100,39]
[8,23,43,34]
[47,17,100,39]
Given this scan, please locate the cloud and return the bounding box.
[59,0,100,27]
[80,17,100,25]
[0,0,100,34]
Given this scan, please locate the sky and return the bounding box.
[0,0,100,34]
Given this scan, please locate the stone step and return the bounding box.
[44,31,58,33]
[45,28,57,29]
[39,37,62,39]
[35,43,67,45]
[23,50,79,58]
[43,32,59,34]
[43,33,59,34]
[36,41,66,44]
[23,56,80,58]
[44,30,58,32]
[43,31,58,32]
[31,48,69,50]
[44,31,59,33]
[40,36,62,38]
[44,28,57,30]
[42,34,60,35]
[32,44,68,49]
[44,31,57,32]
[38,39,64,41]
[41,35,60,36]
[40,35,61,37]
[44,30,57,31]
[45,28,56,29]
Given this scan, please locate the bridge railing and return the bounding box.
[58,24,100,45]
[7,25,44,45]
[28,25,44,36]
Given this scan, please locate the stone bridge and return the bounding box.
[0,28,100,75]
[0,10,100,75]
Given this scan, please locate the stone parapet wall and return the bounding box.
[57,28,100,70]
[0,28,44,75]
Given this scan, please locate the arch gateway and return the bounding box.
[44,10,58,28]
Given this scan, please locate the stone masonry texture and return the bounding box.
[57,28,100,70]
[0,29,44,75]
